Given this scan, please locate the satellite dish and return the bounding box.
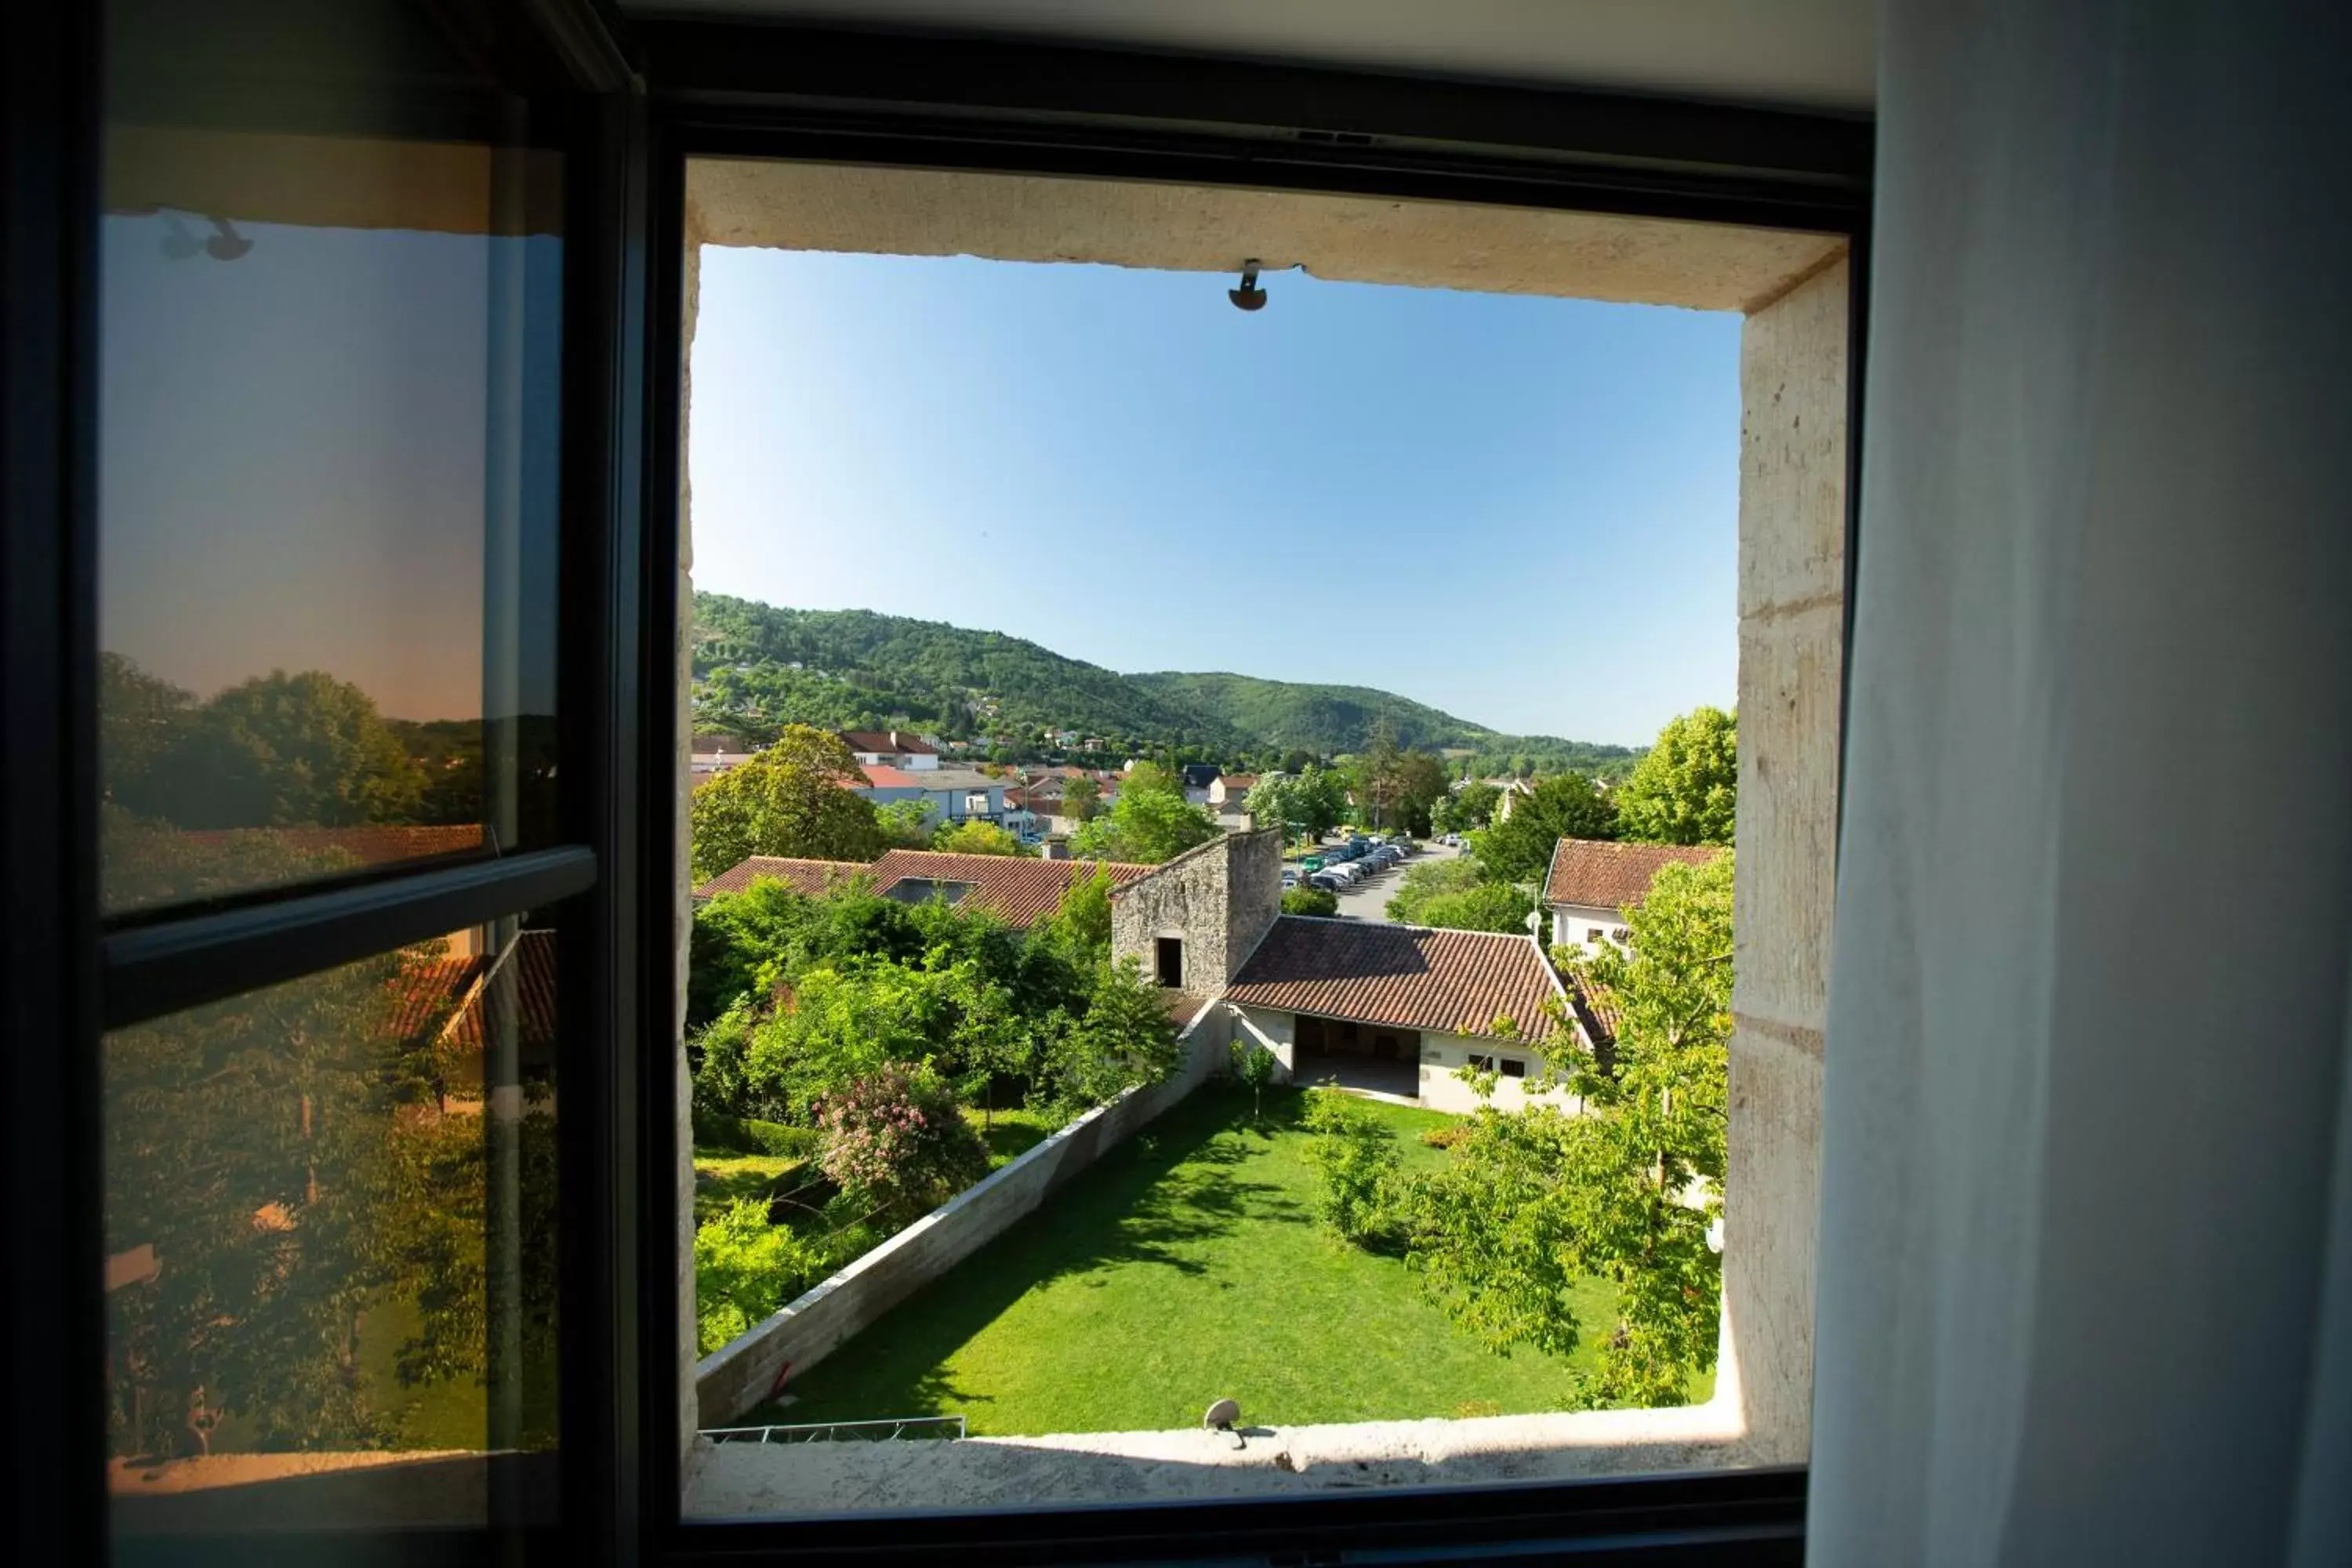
[1203,1397,1240,1431]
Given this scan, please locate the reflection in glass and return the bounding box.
[103,917,559,1536]
[98,0,564,915]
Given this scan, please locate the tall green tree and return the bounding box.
[157,670,428,829]
[931,820,1029,856]
[689,724,886,881]
[1470,771,1618,884]
[1431,781,1501,837]
[1392,750,1452,836]
[1069,764,1218,863]
[1614,707,1737,846]
[1061,774,1102,823]
[1396,853,1733,1408]
[1355,716,1403,827]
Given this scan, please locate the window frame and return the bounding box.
[4,5,1867,1564]
[636,24,1866,1559]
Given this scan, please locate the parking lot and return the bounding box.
[1297,837,1462,923]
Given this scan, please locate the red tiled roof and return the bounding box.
[857,764,924,789]
[1544,837,1725,912]
[382,930,557,1054]
[841,729,938,755]
[1220,774,1258,790]
[869,849,1153,927]
[695,856,869,900]
[1224,917,1565,1044]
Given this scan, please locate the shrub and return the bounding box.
[1229,1035,1279,1121]
[815,1069,991,1218]
[693,1198,822,1355]
[1033,956,1183,1123]
[1301,1091,1403,1243]
[1410,881,1537,935]
[1281,886,1339,916]
[693,1109,818,1160]
[1420,1122,1472,1149]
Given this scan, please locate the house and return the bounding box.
[1207,773,1257,807]
[1105,833,1602,1115]
[839,729,938,771]
[1490,775,1537,821]
[696,849,1153,926]
[851,764,1008,830]
[1178,763,1221,804]
[1541,837,1726,951]
[691,733,758,776]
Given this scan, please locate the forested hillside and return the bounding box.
[1127,670,1642,778]
[691,596,1246,751]
[691,593,1639,775]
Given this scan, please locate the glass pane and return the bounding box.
[98,0,564,916]
[104,915,561,1540]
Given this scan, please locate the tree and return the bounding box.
[1282,886,1339,916]
[1392,750,1451,836]
[688,724,887,881]
[1069,764,1218,863]
[816,1069,991,1221]
[1355,717,1403,827]
[160,670,428,829]
[1471,771,1618,884]
[99,652,194,808]
[1390,854,1733,1407]
[1383,857,1487,923]
[693,1199,824,1356]
[1062,775,1102,823]
[1301,1091,1402,1243]
[1410,881,1537,935]
[1035,956,1184,1122]
[1229,1035,1279,1123]
[1614,706,1737,846]
[876,798,935,848]
[1432,781,1501,838]
[931,820,1029,856]
[1046,866,1116,962]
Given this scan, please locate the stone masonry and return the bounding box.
[1108,829,1283,992]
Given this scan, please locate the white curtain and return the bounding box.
[1810,2,2352,1563]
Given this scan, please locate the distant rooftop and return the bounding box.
[1544,837,1724,911]
[1225,916,1563,1044]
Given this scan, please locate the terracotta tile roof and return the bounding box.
[857,764,925,789]
[869,849,1153,928]
[1224,917,1565,1044]
[1544,837,1725,912]
[183,822,488,869]
[694,856,869,900]
[841,729,938,755]
[382,930,557,1055]
[1220,774,1258,790]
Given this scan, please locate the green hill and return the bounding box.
[1126,670,1642,777]
[690,593,1639,775]
[691,596,1247,751]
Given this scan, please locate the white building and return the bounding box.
[839,729,939,771]
[1541,837,1725,952]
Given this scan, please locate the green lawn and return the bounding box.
[759,1084,1629,1436]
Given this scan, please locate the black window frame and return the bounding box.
[6,5,1868,1564]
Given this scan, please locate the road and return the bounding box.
[1323,839,1461,923]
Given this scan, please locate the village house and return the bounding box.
[850,763,1009,833]
[1104,832,1599,1115]
[838,729,938,771]
[1542,836,1726,951]
[690,732,758,776]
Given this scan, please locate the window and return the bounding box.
[1500,1058,1529,1079]
[16,9,1858,1561]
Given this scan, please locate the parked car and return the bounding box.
[1300,855,1326,872]
[1280,869,1299,888]
[1307,871,1343,891]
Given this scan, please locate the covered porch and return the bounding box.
[1291,1013,1421,1104]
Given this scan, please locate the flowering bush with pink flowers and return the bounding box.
[815,1069,990,1218]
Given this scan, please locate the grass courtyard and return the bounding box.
[755,1083,1639,1436]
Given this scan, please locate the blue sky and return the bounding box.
[691,248,1740,747]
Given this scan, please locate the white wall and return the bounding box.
[1416,1033,1582,1116]
[1548,902,1626,951]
